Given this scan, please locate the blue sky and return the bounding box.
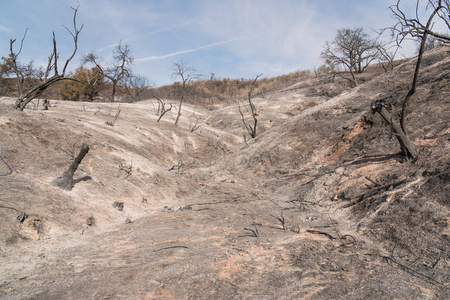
[0,0,433,86]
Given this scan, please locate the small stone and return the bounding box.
[335,167,345,174]
[113,201,124,211]
[324,178,334,186]
[125,218,132,224]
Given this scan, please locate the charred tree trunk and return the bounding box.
[52,143,89,190]
[371,101,417,159]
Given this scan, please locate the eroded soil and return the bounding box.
[0,48,449,299]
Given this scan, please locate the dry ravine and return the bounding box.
[0,48,449,299]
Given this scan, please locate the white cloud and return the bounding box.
[0,24,12,32]
[192,0,338,70]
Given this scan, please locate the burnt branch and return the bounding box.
[14,6,83,111]
[62,5,83,75]
[306,229,336,240]
[270,213,287,231]
[154,96,173,123]
[170,60,201,126]
[341,177,406,208]
[399,1,444,136]
[243,227,260,237]
[106,109,121,126]
[239,73,262,138]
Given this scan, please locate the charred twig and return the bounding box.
[0,205,23,214]
[365,176,381,187]
[119,161,132,177]
[190,118,201,132]
[329,215,344,246]
[17,212,28,223]
[306,229,336,240]
[270,214,287,231]
[187,200,230,207]
[341,179,406,208]
[431,253,441,269]
[153,245,189,252]
[106,109,121,126]
[168,159,183,172]
[60,144,76,161]
[382,255,443,285]
[0,156,13,176]
[341,234,358,246]
[154,96,173,123]
[243,227,260,237]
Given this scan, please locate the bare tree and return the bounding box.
[83,42,133,102]
[0,33,41,99]
[154,96,173,123]
[170,60,200,126]
[389,0,450,46]
[372,0,450,159]
[123,73,149,102]
[321,28,381,86]
[374,35,402,72]
[8,6,83,111]
[238,74,262,139]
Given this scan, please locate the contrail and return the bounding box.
[135,38,238,62]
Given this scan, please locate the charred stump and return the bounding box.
[53,143,90,190]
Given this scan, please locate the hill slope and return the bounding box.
[0,48,449,299]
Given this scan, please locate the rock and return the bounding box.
[323,178,334,186]
[125,218,132,224]
[113,201,124,211]
[335,167,345,174]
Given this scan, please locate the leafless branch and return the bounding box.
[13,6,83,111]
[270,213,287,231]
[238,73,262,138]
[154,96,173,122]
[62,5,83,75]
[170,60,201,126]
[243,227,260,237]
[0,156,13,176]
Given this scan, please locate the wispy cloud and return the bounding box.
[0,24,12,32]
[135,38,239,62]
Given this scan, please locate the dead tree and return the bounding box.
[390,0,450,137]
[83,42,133,102]
[321,28,381,87]
[239,74,262,138]
[375,38,401,72]
[52,143,89,190]
[11,6,83,111]
[154,96,173,122]
[6,29,28,101]
[170,60,200,126]
[373,0,450,159]
[123,73,148,102]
